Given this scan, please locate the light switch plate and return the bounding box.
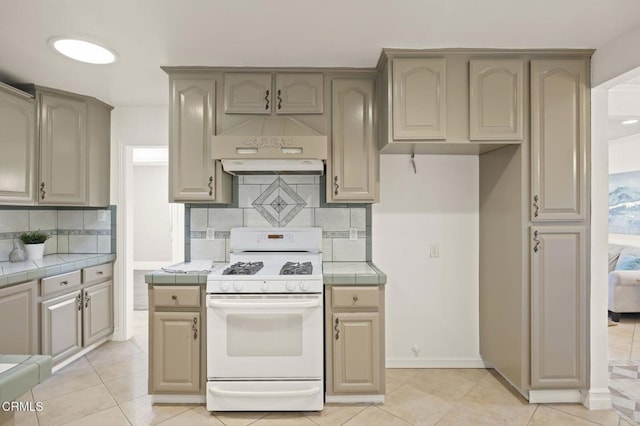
[430,244,439,258]
[206,227,216,240]
[349,228,358,240]
[97,210,108,222]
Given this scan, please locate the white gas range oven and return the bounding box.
[206,227,324,412]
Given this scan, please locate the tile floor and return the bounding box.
[608,313,640,424]
[11,311,631,426]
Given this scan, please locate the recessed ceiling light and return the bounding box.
[49,37,117,64]
[622,119,639,125]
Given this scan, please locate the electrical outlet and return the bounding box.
[206,227,216,240]
[429,244,439,258]
[349,228,358,240]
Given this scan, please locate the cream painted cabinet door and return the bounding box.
[83,280,114,346]
[41,291,82,364]
[170,78,219,202]
[0,281,38,354]
[86,101,112,207]
[224,73,272,114]
[275,74,323,114]
[0,86,35,205]
[332,312,381,393]
[470,59,524,140]
[531,59,587,222]
[330,78,378,202]
[530,226,587,389]
[39,93,87,205]
[151,311,200,393]
[392,58,446,140]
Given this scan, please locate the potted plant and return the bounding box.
[20,231,49,260]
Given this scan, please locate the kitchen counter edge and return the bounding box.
[0,254,116,290]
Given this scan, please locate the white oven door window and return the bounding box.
[207,295,323,379]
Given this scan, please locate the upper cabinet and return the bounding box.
[0,83,35,205]
[38,92,87,205]
[169,75,232,203]
[328,78,378,203]
[4,84,112,207]
[530,59,588,222]
[224,73,323,115]
[469,59,524,141]
[392,58,446,140]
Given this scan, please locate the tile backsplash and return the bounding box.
[187,176,371,262]
[0,207,116,261]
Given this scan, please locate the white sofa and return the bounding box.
[608,244,640,321]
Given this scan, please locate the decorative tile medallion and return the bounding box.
[252,178,306,226]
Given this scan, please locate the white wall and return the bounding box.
[592,24,640,87]
[133,165,172,262]
[609,134,640,174]
[373,155,481,367]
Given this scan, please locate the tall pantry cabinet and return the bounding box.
[479,54,590,400]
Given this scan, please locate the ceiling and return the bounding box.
[2,0,640,107]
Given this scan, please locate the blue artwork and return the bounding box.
[609,170,640,235]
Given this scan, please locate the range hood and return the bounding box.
[212,116,327,175]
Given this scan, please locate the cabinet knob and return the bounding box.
[352,295,359,302]
[171,295,177,300]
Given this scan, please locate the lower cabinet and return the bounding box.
[325,285,385,401]
[151,311,200,393]
[148,285,205,395]
[40,263,114,365]
[0,280,38,354]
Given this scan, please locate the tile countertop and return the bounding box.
[145,261,387,286]
[323,262,387,285]
[0,253,117,289]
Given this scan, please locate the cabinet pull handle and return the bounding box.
[96,271,104,275]
[76,293,83,311]
[533,195,540,218]
[171,295,177,301]
[192,316,198,340]
[334,318,340,340]
[84,292,90,308]
[208,176,213,197]
[277,89,282,110]
[265,90,270,110]
[333,176,339,196]
[533,230,540,253]
[40,182,46,200]
[60,281,68,286]
[352,295,358,302]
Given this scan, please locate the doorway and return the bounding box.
[125,146,184,312]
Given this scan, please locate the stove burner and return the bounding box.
[280,261,313,275]
[223,262,264,275]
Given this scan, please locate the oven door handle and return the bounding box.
[208,299,321,309]
[208,386,321,398]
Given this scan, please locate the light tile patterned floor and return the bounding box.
[11,311,630,425]
[609,313,640,425]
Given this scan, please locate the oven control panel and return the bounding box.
[207,280,323,294]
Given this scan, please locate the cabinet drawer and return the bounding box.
[41,271,81,296]
[83,263,113,285]
[153,286,200,308]
[332,286,379,309]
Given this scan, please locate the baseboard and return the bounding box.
[325,394,384,404]
[151,394,206,404]
[582,388,613,410]
[386,358,487,368]
[51,337,110,373]
[528,389,583,404]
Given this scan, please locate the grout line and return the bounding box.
[372,405,413,425]
[542,404,603,425]
[526,405,540,425]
